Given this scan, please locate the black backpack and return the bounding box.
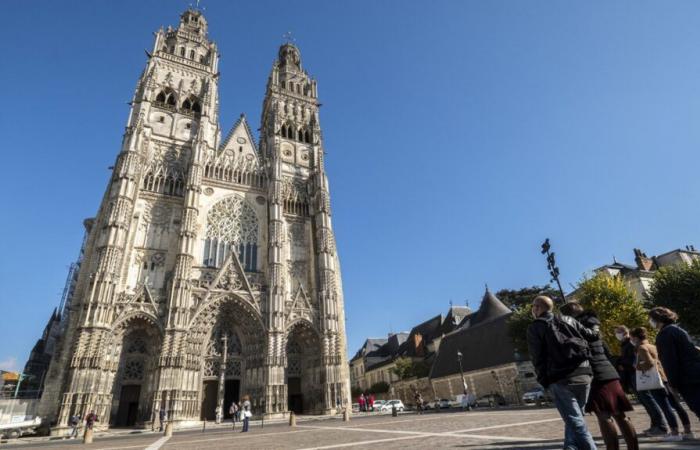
[539,314,592,377]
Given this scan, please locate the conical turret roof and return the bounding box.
[469,286,512,327]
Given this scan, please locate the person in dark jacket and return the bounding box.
[561,302,638,450]
[614,326,636,393]
[650,307,700,421]
[527,296,598,450]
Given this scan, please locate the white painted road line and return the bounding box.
[452,417,563,434]
[144,436,170,450]
[297,424,546,441]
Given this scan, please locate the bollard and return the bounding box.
[392,405,397,417]
[343,408,350,422]
[289,411,296,427]
[83,428,93,444]
[202,420,206,433]
[164,422,173,437]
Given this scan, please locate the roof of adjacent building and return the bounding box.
[467,288,512,328]
[429,288,518,379]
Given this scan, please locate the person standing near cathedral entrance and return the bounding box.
[241,396,251,433]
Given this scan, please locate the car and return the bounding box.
[380,399,405,412]
[475,393,506,407]
[351,403,360,413]
[371,400,386,410]
[437,398,451,409]
[522,387,551,404]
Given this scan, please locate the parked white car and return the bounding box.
[371,400,386,410]
[379,399,405,412]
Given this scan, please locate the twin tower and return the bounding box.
[39,8,349,432]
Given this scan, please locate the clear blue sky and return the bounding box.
[2,0,700,371]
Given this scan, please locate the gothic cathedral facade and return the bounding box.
[38,9,349,432]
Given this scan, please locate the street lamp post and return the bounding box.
[456,351,467,395]
[541,238,567,303]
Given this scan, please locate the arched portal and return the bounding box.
[186,295,266,421]
[108,317,162,427]
[286,321,323,414]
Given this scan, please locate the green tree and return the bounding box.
[369,381,390,394]
[648,259,700,335]
[496,285,560,309]
[575,273,652,354]
[391,357,431,380]
[391,357,413,380]
[507,304,534,356]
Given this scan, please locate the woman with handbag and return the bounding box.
[241,395,252,433]
[631,327,683,442]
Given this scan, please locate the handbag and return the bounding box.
[243,410,252,418]
[636,366,665,391]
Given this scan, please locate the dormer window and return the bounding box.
[180,47,185,57]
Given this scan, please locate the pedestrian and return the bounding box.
[159,408,167,432]
[358,394,366,412]
[69,414,81,438]
[414,391,424,415]
[369,393,375,412]
[614,326,636,393]
[215,405,222,424]
[526,295,598,450]
[241,395,251,433]
[649,306,700,423]
[631,327,683,441]
[85,411,98,430]
[616,325,668,436]
[561,302,638,450]
[229,402,238,425]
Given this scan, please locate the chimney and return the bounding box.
[634,248,654,271]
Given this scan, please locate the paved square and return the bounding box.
[7,406,700,449]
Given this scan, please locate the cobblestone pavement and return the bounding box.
[5,405,700,449]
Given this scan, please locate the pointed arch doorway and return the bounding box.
[286,322,323,414]
[200,328,243,420]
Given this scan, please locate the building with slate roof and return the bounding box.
[349,306,471,393]
[569,246,700,301]
[386,289,538,406]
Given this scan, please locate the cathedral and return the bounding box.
[37,8,349,433]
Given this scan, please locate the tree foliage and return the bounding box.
[648,259,700,335]
[496,285,560,309]
[391,357,430,380]
[575,273,652,354]
[369,381,390,394]
[507,304,534,357]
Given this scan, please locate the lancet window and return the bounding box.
[202,196,259,271]
[142,165,185,197]
[181,95,202,115]
[154,89,177,109]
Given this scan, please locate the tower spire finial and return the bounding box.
[282,31,295,44]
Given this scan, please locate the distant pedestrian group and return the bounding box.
[357,393,376,412]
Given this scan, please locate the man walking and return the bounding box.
[68,414,80,438]
[158,408,167,432]
[527,296,598,450]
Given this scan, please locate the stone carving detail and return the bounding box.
[123,359,144,381]
[288,261,308,282]
[215,266,242,291]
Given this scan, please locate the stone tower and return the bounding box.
[37,8,349,433]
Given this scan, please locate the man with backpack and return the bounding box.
[527,296,599,450]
